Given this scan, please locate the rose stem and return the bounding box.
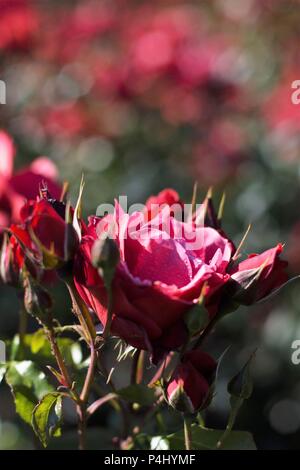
[66,282,99,450]
[18,304,28,355]
[75,338,98,450]
[44,312,73,390]
[44,314,88,450]
[80,341,97,403]
[92,382,128,438]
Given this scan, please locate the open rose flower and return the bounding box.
[0,131,61,233]
[229,244,288,305]
[166,349,217,413]
[73,198,234,361]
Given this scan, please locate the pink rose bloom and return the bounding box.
[74,200,233,361]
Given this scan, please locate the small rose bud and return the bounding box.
[228,352,255,400]
[23,276,53,321]
[91,235,119,285]
[64,222,79,262]
[11,197,79,272]
[166,350,217,414]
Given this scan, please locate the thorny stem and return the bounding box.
[74,338,98,450]
[80,341,97,403]
[44,300,97,451]
[44,313,73,390]
[18,304,28,355]
[86,392,117,418]
[44,313,87,450]
[76,405,87,451]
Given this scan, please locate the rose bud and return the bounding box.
[91,234,120,285]
[11,197,79,271]
[229,244,288,305]
[228,352,255,400]
[166,350,217,414]
[23,275,53,322]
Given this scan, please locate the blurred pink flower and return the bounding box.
[0,0,39,51]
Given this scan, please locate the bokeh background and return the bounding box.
[1,0,300,450]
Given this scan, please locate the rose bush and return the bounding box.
[0,183,291,450]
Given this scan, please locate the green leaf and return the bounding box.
[32,392,63,447]
[5,361,53,425]
[8,333,81,369]
[117,384,156,406]
[167,425,256,450]
[30,329,48,354]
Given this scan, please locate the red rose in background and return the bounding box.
[74,198,233,361]
[0,131,61,232]
[229,244,288,305]
[166,349,217,413]
[145,188,182,209]
[144,188,183,221]
[0,0,39,51]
